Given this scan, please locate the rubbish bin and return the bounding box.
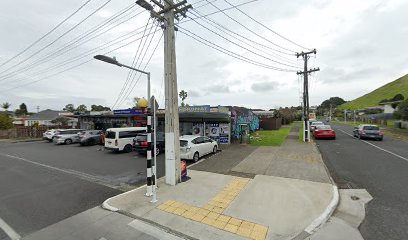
[394,121,402,129]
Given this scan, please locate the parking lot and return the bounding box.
[0,140,165,237]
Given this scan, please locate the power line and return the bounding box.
[0,0,112,77]
[1,26,161,93]
[0,5,141,82]
[178,27,297,72]
[116,24,161,108]
[111,18,153,109]
[187,11,301,69]
[0,0,93,69]
[222,0,312,51]
[2,25,159,90]
[189,9,300,66]
[201,0,296,55]
[180,0,259,23]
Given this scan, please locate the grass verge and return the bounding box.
[250,123,293,146]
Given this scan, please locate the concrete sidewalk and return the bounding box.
[102,123,340,240]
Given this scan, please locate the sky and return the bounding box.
[0,0,407,112]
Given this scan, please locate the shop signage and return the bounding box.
[113,108,145,115]
[179,105,210,113]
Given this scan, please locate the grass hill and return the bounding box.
[338,74,408,110]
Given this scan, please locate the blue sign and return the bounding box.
[179,105,210,113]
[113,108,145,115]
[219,136,229,144]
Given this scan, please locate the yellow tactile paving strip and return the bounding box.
[156,178,268,240]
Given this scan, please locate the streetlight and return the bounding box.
[94,55,150,101]
[94,55,157,202]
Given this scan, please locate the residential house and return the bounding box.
[25,109,77,127]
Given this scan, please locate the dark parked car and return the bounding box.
[353,124,383,141]
[79,130,103,146]
[133,132,165,156]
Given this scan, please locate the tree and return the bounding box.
[15,103,28,115]
[63,104,75,112]
[90,105,111,111]
[2,102,11,111]
[0,113,13,129]
[394,99,408,121]
[51,117,69,126]
[391,93,404,102]
[179,90,188,107]
[76,104,88,112]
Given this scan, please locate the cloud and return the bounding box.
[205,85,230,93]
[187,90,200,97]
[251,81,279,92]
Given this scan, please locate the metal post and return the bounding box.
[344,110,347,123]
[353,110,356,125]
[147,73,151,103]
[145,110,153,197]
[151,99,158,203]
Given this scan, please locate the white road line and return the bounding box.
[0,152,121,190]
[336,128,408,162]
[0,216,20,240]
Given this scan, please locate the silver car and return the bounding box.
[53,129,85,145]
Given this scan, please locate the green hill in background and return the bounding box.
[338,74,408,110]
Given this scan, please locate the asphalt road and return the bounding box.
[0,141,165,238]
[315,122,408,240]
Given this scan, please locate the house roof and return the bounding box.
[27,109,67,120]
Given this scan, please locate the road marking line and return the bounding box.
[0,152,124,190]
[0,216,20,240]
[336,129,408,162]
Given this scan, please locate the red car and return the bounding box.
[313,125,336,139]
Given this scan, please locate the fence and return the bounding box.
[0,126,75,139]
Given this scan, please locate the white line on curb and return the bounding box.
[337,129,408,162]
[0,216,20,240]
[102,184,147,212]
[304,185,339,234]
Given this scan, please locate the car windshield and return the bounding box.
[312,122,324,125]
[180,140,188,147]
[363,126,379,130]
[317,125,331,130]
[135,135,147,141]
[105,131,116,139]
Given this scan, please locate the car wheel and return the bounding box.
[88,138,95,145]
[193,152,199,162]
[378,137,383,141]
[213,146,217,153]
[124,144,133,153]
[65,139,72,145]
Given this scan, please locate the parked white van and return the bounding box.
[104,127,146,152]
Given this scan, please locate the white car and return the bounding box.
[42,129,60,142]
[180,135,218,162]
[310,121,325,132]
[104,127,146,152]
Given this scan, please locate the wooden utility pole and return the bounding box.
[136,0,191,185]
[296,49,319,142]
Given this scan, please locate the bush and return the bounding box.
[394,99,408,121]
[0,113,13,129]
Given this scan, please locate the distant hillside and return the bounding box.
[338,74,408,110]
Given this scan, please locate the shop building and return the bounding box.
[77,105,259,145]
